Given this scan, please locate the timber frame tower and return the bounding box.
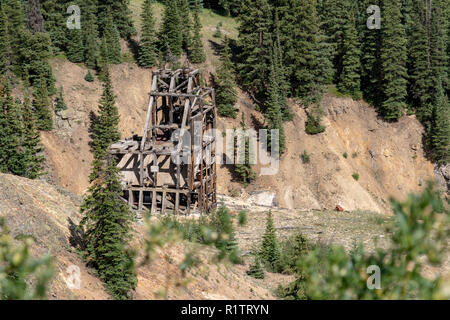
[110,68,217,215]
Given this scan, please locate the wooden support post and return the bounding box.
[138,190,143,212]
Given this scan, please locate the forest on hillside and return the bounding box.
[0,0,448,184]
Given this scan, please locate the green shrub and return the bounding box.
[305,114,326,135]
[343,152,348,159]
[283,184,449,300]
[352,172,360,181]
[0,218,54,300]
[279,233,310,274]
[84,70,94,82]
[260,211,282,272]
[301,151,310,164]
[247,256,265,279]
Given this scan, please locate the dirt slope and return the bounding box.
[0,173,281,300]
[231,93,435,214]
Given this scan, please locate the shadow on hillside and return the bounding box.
[68,218,85,250]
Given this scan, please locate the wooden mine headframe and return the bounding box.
[109,68,217,215]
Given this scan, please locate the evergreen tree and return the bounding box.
[285,0,332,103]
[234,114,257,186]
[408,0,433,120]
[32,75,52,131]
[237,0,272,101]
[85,70,95,82]
[216,37,237,118]
[265,45,286,153]
[21,31,56,94]
[97,0,136,38]
[337,1,361,100]
[80,63,135,299]
[80,162,137,300]
[21,90,45,179]
[359,0,383,105]
[0,6,11,75]
[83,9,100,69]
[247,256,265,279]
[430,0,449,94]
[160,0,183,58]
[138,0,157,68]
[90,68,121,181]
[319,0,346,83]
[380,0,408,121]
[55,87,67,112]
[102,9,122,64]
[40,0,67,53]
[66,29,85,63]
[3,0,26,72]
[178,0,193,52]
[430,78,449,164]
[189,0,206,63]
[260,210,281,272]
[3,82,25,176]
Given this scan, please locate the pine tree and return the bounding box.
[21,90,45,179]
[103,10,122,64]
[85,70,95,82]
[260,210,281,272]
[3,0,26,71]
[32,75,52,131]
[66,29,85,63]
[83,9,100,69]
[138,0,157,68]
[3,82,25,176]
[160,0,183,58]
[430,0,449,94]
[80,161,137,300]
[216,37,237,118]
[359,0,383,105]
[178,0,193,52]
[90,68,121,181]
[189,0,206,63]
[408,0,433,120]
[237,0,272,101]
[21,31,56,95]
[234,114,257,186]
[286,0,332,103]
[55,87,67,112]
[40,0,67,53]
[0,6,11,75]
[380,0,408,121]
[97,0,136,38]
[247,255,265,279]
[319,0,346,83]
[265,45,286,153]
[430,78,449,164]
[337,1,361,100]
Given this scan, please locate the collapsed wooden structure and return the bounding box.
[109,68,217,215]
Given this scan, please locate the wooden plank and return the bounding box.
[141,74,158,152]
[151,191,156,215]
[161,191,167,215]
[138,190,143,211]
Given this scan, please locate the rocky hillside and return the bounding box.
[0,173,286,300]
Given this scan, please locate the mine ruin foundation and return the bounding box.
[109,68,217,215]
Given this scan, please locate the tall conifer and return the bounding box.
[138,0,157,68]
